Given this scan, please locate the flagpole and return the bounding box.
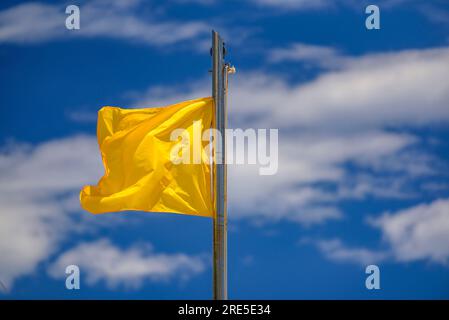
[212,30,227,300]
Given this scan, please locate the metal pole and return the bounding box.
[212,30,227,300]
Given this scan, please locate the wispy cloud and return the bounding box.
[66,110,98,124]
[171,0,217,5]
[310,238,388,265]
[0,1,210,46]
[249,0,332,10]
[267,42,344,68]
[48,239,206,289]
[418,2,449,26]
[248,0,418,11]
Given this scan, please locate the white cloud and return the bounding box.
[137,46,449,131]
[312,238,388,265]
[249,0,415,11]
[0,135,101,195]
[0,135,102,288]
[0,195,66,289]
[267,42,343,67]
[370,198,449,264]
[0,1,209,46]
[48,239,205,289]
[318,198,449,267]
[172,0,217,5]
[224,131,417,225]
[0,3,62,43]
[0,135,208,289]
[249,0,332,10]
[256,48,449,130]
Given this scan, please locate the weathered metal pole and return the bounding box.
[211,30,227,300]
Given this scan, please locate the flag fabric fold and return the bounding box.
[80,97,214,217]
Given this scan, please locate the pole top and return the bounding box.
[210,30,226,57]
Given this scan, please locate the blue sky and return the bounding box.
[1,0,449,299]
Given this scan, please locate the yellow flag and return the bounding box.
[80,97,214,217]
